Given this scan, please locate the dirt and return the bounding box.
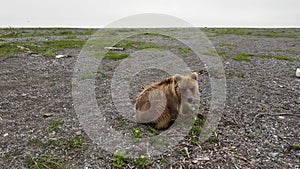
[0,28,299,168]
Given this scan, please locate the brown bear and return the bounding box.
[134,72,199,129]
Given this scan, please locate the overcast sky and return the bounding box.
[1,0,299,28]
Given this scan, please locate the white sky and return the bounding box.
[1,0,299,28]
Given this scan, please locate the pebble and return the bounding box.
[296,68,300,77]
[192,159,198,164]
[4,133,8,137]
[269,152,279,157]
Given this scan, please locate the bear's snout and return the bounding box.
[187,98,193,103]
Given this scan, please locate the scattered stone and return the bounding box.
[296,68,300,77]
[269,152,279,157]
[55,54,66,59]
[192,159,198,164]
[104,47,124,51]
[4,133,8,137]
[42,113,53,118]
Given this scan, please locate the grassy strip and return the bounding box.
[0,28,95,38]
[0,40,86,57]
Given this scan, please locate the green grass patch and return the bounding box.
[219,43,236,47]
[256,54,296,61]
[49,82,56,87]
[48,121,63,133]
[111,150,130,168]
[44,50,54,57]
[0,28,95,38]
[114,40,165,50]
[232,53,253,62]
[0,40,85,57]
[66,34,77,39]
[293,143,300,150]
[206,136,219,144]
[103,51,129,60]
[178,47,191,53]
[133,155,151,169]
[202,50,227,57]
[26,154,62,169]
[64,136,83,149]
[204,28,300,38]
[246,133,255,139]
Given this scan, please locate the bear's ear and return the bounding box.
[191,72,198,80]
[174,74,182,82]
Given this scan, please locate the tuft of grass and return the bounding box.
[115,115,125,127]
[132,129,142,138]
[64,136,83,149]
[110,150,129,168]
[49,82,56,87]
[48,121,63,133]
[246,133,255,139]
[103,51,129,60]
[160,157,168,163]
[178,47,191,53]
[26,154,62,169]
[133,155,151,169]
[44,50,54,57]
[206,136,219,144]
[94,70,109,78]
[232,53,253,62]
[293,143,300,150]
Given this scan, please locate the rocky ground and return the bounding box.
[0,28,299,168]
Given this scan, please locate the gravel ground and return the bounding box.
[0,28,299,168]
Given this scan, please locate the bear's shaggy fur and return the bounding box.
[134,72,199,129]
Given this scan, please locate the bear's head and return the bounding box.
[174,72,199,104]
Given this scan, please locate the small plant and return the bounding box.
[26,154,62,169]
[95,70,109,78]
[189,126,202,136]
[132,129,142,138]
[65,136,83,149]
[44,50,54,57]
[48,121,63,133]
[96,153,103,159]
[111,150,129,168]
[206,136,219,144]
[293,143,300,150]
[115,115,125,126]
[191,136,200,146]
[134,155,151,169]
[145,126,159,135]
[246,133,255,139]
[49,82,56,87]
[160,156,168,163]
[175,149,187,155]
